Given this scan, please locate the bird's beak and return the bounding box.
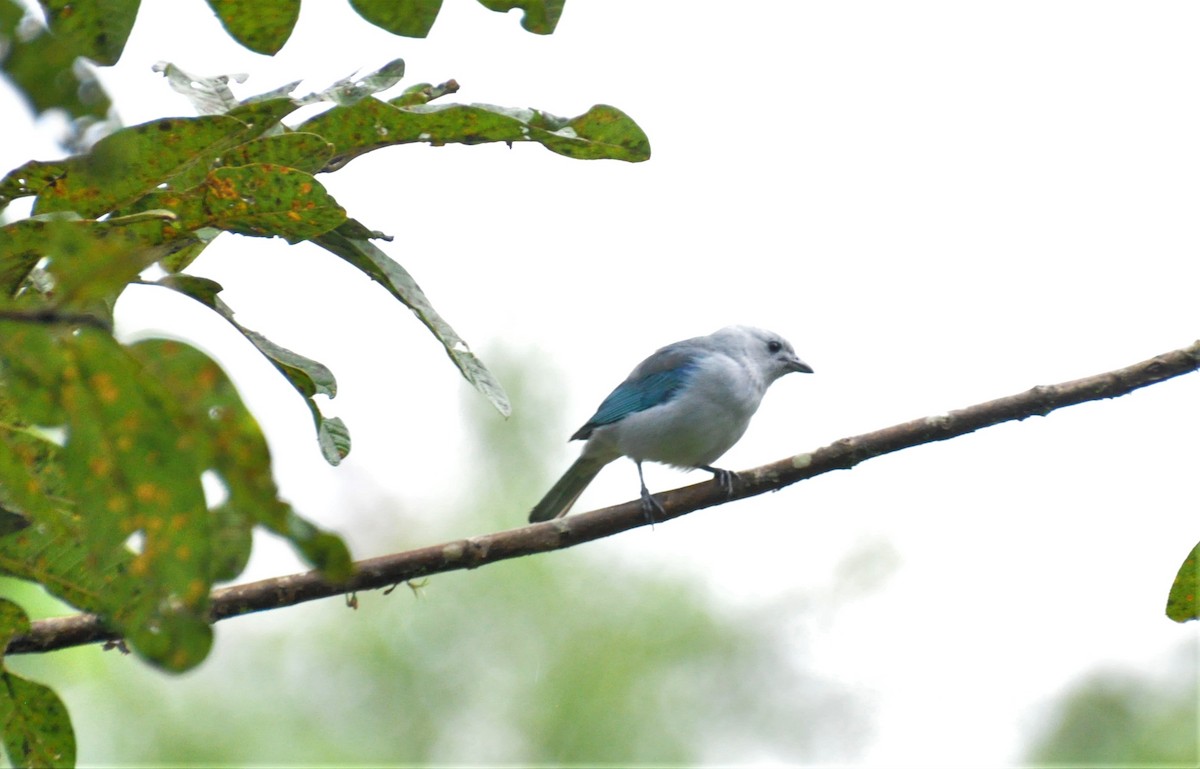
[789,356,814,374]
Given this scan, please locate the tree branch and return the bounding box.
[7,340,1200,656]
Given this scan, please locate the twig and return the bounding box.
[7,339,1200,656]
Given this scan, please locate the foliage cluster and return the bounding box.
[0,1,646,765]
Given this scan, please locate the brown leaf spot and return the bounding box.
[134,482,159,503]
[185,579,206,606]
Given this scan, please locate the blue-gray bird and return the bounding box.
[528,326,812,523]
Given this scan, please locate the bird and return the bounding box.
[528,325,812,523]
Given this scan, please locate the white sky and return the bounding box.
[4,1,1200,765]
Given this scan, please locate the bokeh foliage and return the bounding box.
[1025,650,1199,766]
[47,356,858,766]
[0,1,647,765]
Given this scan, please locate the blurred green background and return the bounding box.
[2,355,1193,766]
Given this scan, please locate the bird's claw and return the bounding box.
[639,487,665,525]
[703,466,739,496]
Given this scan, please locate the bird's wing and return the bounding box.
[571,344,702,440]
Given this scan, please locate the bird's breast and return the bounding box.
[610,357,764,467]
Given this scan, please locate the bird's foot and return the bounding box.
[701,465,739,496]
[639,486,666,525]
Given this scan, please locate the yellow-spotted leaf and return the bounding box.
[217,133,335,175]
[33,116,276,218]
[301,98,650,171]
[0,161,68,210]
[130,339,351,580]
[201,164,346,243]
[0,324,214,671]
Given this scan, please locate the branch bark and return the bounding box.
[8,340,1200,656]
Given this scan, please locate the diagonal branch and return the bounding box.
[7,340,1200,656]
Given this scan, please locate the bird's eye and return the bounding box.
[767,340,783,353]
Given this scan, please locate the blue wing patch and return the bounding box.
[571,362,697,441]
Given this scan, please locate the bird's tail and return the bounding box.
[528,455,609,523]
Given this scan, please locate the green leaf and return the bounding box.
[300,99,650,171]
[39,0,139,64]
[316,222,511,417]
[0,671,76,768]
[159,233,216,275]
[317,416,352,467]
[0,215,188,306]
[33,115,273,218]
[200,164,347,243]
[129,339,351,580]
[0,322,70,425]
[0,325,215,671]
[0,5,111,123]
[0,398,63,527]
[0,220,45,297]
[203,0,301,55]
[217,133,335,175]
[1165,540,1200,622]
[113,164,345,245]
[349,0,442,38]
[224,96,304,133]
[0,600,75,769]
[475,0,564,34]
[153,275,351,465]
[0,161,68,210]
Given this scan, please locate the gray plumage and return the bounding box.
[529,326,812,523]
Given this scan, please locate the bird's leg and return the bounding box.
[636,460,665,524]
[700,465,738,496]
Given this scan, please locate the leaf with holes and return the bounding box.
[130,339,352,579]
[0,161,68,210]
[0,324,214,671]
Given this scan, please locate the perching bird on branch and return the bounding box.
[528,326,812,523]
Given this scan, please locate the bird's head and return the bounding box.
[719,325,813,382]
